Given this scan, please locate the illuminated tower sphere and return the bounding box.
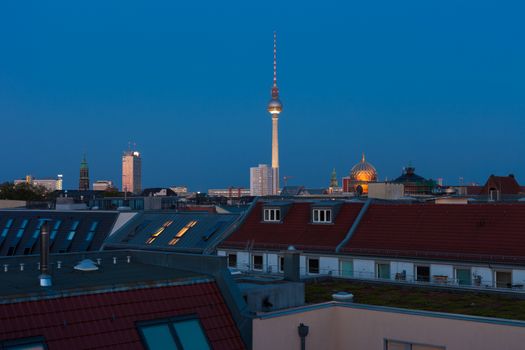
[267,32,282,195]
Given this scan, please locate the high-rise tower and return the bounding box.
[79,154,89,191]
[122,148,142,194]
[267,32,282,195]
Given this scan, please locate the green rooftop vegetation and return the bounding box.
[305,279,525,321]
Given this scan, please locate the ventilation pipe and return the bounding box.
[297,323,309,350]
[39,221,52,287]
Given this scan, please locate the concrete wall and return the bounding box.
[0,200,26,209]
[253,303,525,350]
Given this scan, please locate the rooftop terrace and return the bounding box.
[306,278,525,321]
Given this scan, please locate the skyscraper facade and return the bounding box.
[267,32,283,195]
[250,164,273,196]
[79,155,89,191]
[122,150,142,194]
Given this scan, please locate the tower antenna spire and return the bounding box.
[273,31,277,88]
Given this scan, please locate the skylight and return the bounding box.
[146,220,174,244]
[168,220,197,246]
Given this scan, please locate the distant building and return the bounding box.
[79,155,90,191]
[14,175,62,192]
[250,164,273,196]
[170,186,189,196]
[208,188,250,198]
[56,174,63,190]
[392,164,435,196]
[122,150,142,194]
[342,154,378,195]
[93,180,113,191]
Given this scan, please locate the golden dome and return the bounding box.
[350,153,377,182]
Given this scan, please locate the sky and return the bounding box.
[1,1,524,191]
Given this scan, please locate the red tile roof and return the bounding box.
[0,282,245,350]
[342,203,525,263]
[220,202,363,251]
[479,175,521,195]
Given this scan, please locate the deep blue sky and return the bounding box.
[1,1,524,191]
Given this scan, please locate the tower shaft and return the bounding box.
[272,116,279,194]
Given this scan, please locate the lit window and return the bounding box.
[1,218,13,237]
[138,317,210,350]
[252,255,263,271]
[50,220,61,240]
[168,220,197,246]
[307,258,319,274]
[227,253,237,268]
[263,208,281,222]
[312,209,332,223]
[31,219,46,239]
[146,220,174,244]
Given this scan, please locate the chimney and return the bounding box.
[39,221,52,287]
[283,245,301,282]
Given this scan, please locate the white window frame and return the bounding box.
[252,254,263,271]
[307,257,320,274]
[312,208,332,223]
[263,208,281,222]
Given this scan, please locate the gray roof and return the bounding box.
[103,211,241,254]
[0,210,118,256]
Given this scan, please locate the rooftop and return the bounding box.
[306,279,525,321]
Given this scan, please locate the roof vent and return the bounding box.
[332,292,353,302]
[74,259,99,272]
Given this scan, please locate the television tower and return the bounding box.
[267,32,283,195]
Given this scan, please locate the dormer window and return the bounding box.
[313,208,332,223]
[264,208,281,222]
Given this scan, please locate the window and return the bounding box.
[312,209,332,223]
[1,218,13,237]
[252,254,263,271]
[263,208,281,222]
[376,263,390,279]
[495,270,512,288]
[50,220,61,241]
[138,317,210,350]
[1,336,46,350]
[227,253,237,268]
[340,260,353,277]
[146,220,174,244]
[278,256,284,273]
[385,339,445,350]
[16,219,29,238]
[415,265,430,282]
[455,268,471,285]
[168,220,197,246]
[308,258,319,274]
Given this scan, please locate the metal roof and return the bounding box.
[103,211,241,253]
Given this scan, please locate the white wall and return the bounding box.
[237,251,250,270]
[430,264,453,280]
[320,257,339,275]
[354,259,375,279]
[513,270,525,285]
[267,253,279,273]
[472,267,493,287]
[217,250,226,257]
[390,261,415,281]
[300,255,306,276]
